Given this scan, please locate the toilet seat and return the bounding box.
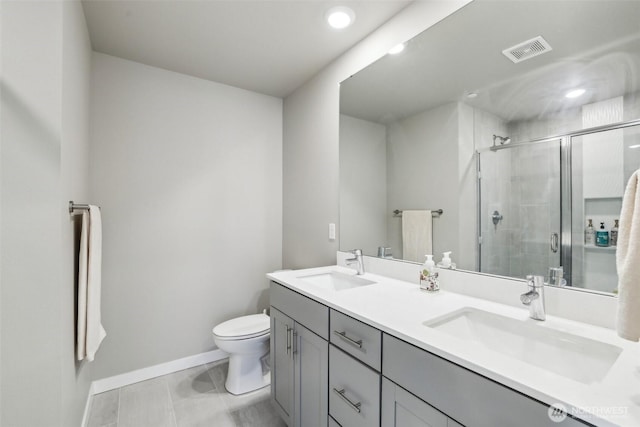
[212,313,270,340]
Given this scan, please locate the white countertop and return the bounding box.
[267,265,640,427]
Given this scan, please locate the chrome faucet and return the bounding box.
[520,275,546,321]
[346,249,365,275]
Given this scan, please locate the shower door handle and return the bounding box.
[551,233,559,253]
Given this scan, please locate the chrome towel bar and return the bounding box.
[393,209,443,217]
[69,201,99,214]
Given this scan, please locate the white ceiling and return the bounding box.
[81,0,412,98]
[341,0,640,124]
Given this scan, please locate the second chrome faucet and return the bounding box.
[520,275,546,321]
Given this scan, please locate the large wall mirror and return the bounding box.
[339,0,640,295]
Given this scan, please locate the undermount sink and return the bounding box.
[298,271,376,291]
[424,307,622,384]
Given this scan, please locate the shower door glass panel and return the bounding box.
[570,124,640,293]
[479,139,562,279]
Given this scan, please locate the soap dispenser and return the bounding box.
[420,255,436,291]
[420,255,440,292]
[437,251,456,269]
[595,222,609,247]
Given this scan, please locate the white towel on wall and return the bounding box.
[616,170,640,342]
[77,205,107,361]
[402,210,433,263]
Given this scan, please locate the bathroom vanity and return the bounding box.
[268,265,640,427]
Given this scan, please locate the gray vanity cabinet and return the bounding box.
[270,281,592,427]
[270,282,330,427]
[381,377,461,427]
[294,322,329,427]
[382,334,590,427]
[271,308,295,425]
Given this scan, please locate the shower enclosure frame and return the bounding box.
[477,117,640,286]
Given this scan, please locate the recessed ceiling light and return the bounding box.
[326,6,355,29]
[565,88,586,99]
[388,43,405,55]
[467,92,478,99]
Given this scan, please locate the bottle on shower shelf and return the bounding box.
[611,219,619,247]
[585,219,595,246]
[595,222,609,247]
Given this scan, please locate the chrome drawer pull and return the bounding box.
[333,388,361,413]
[333,330,363,348]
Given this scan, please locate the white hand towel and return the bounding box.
[77,205,107,361]
[616,170,640,342]
[402,210,433,263]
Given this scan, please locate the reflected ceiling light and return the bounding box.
[467,92,478,99]
[565,88,586,98]
[629,144,640,149]
[326,6,355,29]
[388,43,405,55]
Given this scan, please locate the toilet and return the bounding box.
[212,313,271,395]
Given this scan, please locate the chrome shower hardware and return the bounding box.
[491,210,503,229]
[492,134,511,148]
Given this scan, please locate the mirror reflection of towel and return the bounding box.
[617,171,640,342]
[402,210,433,263]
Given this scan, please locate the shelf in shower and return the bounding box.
[584,244,617,252]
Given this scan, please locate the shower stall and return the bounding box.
[478,119,640,293]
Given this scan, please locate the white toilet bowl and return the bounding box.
[212,313,270,395]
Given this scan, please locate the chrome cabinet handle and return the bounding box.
[332,388,361,413]
[292,331,298,356]
[286,326,292,356]
[551,232,559,253]
[333,330,363,348]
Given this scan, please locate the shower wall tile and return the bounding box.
[476,107,509,275]
[624,89,640,121]
[507,107,581,143]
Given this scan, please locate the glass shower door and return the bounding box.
[570,124,640,292]
[479,139,562,279]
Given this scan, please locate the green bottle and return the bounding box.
[595,222,609,247]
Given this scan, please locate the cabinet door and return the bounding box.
[294,322,329,427]
[381,378,448,427]
[271,308,295,426]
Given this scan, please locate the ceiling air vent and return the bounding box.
[502,36,552,63]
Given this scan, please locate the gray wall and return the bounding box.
[283,0,470,269]
[339,114,387,255]
[0,1,93,425]
[89,53,283,379]
[386,103,460,262]
[61,1,94,424]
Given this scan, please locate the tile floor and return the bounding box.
[86,360,286,427]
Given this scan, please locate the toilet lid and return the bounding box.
[213,313,270,339]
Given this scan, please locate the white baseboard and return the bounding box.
[82,349,228,426]
[92,349,228,394]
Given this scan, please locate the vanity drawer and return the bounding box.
[329,345,380,427]
[270,282,329,339]
[383,334,591,427]
[330,309,382,370]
